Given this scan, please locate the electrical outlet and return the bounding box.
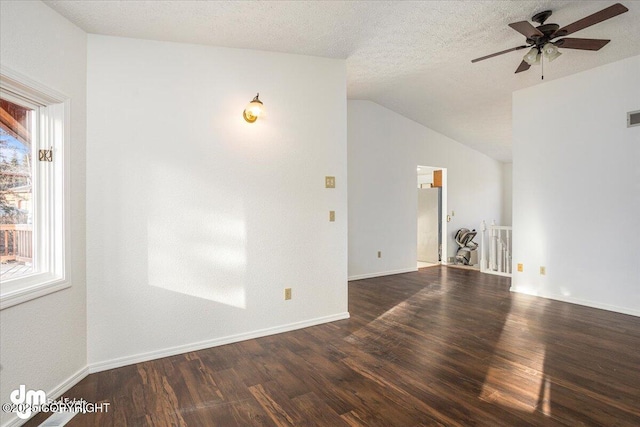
[329,211,335,222]
[284,288,292,300]
[540,266,546,275]
[377,251,382,258]
[325,176,335,188]
[517,263,523,272]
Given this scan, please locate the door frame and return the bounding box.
[417,166,447,264]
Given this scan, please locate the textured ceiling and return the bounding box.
[45,1,640,162]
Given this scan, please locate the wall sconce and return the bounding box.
[243,93,264,123]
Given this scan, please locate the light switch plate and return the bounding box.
[325,176,335,188]
[329,211,335,222]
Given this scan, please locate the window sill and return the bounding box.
[0,277,70,310]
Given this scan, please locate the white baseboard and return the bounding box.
[1,366,88,427]
[89,312,350,374]
[510,287,640,318]
[348,267,418,281]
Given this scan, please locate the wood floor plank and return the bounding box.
[247,383,296,427]
[23,267,640,426]
[290,392,350,427]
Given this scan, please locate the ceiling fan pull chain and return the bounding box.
[541,53,544,80]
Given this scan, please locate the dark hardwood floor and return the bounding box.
[26,267,640,426]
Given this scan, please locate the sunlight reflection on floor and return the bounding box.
[479,310,547,414]
[345,286,444,346]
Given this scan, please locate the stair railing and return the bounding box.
[480,220,512,277]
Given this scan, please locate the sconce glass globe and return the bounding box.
[243,93,264,123]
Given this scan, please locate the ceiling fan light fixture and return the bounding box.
[547,50,562,62]
[542,43,562,62]
[523,48,540,65]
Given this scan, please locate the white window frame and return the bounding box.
[0,66,71,310]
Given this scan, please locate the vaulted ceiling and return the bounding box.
[45,1,640,162]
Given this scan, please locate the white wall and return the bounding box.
[348,100,503,279]
[512,55,640,316]
[86,35,348,368]
[502,163,512,226]
[0,1,87,425]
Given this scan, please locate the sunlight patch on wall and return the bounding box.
[512,210,548,296]
[147,210,247,308]
[145,161,248,308]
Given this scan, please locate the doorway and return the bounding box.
[417,166,447,268]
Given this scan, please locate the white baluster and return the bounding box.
[478,224,513,277]
[506,229,511,274]
[480,221,486,272]
[490,227,498,271]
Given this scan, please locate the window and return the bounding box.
[1,98,35,279]
[0,67,70,309]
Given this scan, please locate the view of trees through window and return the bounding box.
[0,97,34,280]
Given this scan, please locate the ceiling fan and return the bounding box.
[471,3,629,77]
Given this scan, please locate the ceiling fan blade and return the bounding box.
[508,21,544,39]
[471,45,529,63]
[553,3,628,37]
[556,38,610,51]
[515,60,531,74]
